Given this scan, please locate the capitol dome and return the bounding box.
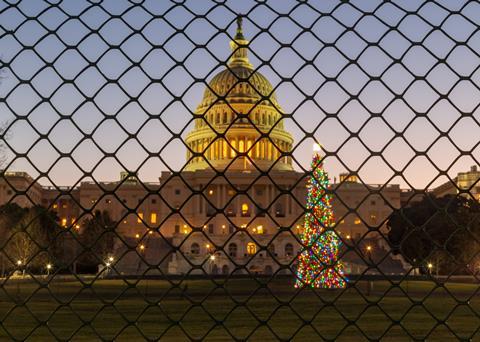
[185,16,294,172]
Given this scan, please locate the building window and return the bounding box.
[241,203,250,217]
[354,218,361,225]
[226,206,235,217]
[247,242,256,255]
[228,243,237,257]
[255,225,264,234]
[208,223,214,234]
[256,188,263,196]
[151,199,157,204]
[371,200,376,206]
[61,218,67,227]
[174,225,180,234]
[275,203,285,217]
[53,204,58,209]
[106,199,112,204]
[137,213,144,223]
[285,243,294,257]
[175,189,181,195]
[190,243,200,255]
[150,213,157,224]
[268,243,275,255]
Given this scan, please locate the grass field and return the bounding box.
[0,277,479,341]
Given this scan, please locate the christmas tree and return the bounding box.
[295,144,346,288]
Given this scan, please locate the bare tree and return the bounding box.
[1,204,61,275]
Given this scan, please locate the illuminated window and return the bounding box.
[208,189,214,195]
[370,213,377,223]
[354,218,361,225]
[241,203,250,216]
[61,218,67,227]
[53,204,58,209]
[247,242,256,255]
[256,225,264,234]
[150,213,157,224]
[71,218,76,224]
[137,213,144,223]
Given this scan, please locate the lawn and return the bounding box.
[0,276,479,341]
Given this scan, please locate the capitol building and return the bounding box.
[0,18,411,276]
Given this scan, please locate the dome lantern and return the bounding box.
[228,15,253,69]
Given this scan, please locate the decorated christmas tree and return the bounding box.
[295,144,346,288]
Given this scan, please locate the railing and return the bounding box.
[0,1,479,340]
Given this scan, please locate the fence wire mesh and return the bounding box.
[1,0,480,340]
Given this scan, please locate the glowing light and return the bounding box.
[367,246,372,252]
[208,189,214,195]
[46,264,52,270]
[135,233,140,239]
[206,244,210,249]
[210,255,215,261]
[108,256,114,262]
[313,143,321,152]
[295,151,347,289]
[17,260,22,266]
[428,263,433,269]
[346,235,351,239]
[139,244,145,250]
[106,262,111,267]
[148,230,153,235]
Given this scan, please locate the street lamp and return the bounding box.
[365,245,374,296]
[427,262,433,275]
[46,263,52,276]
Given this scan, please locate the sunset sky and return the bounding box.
[1,0,479,190]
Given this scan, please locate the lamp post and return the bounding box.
[366,245,373,296]
[427,262,433,277]
[46,263,52,277]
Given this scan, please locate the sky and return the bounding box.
[0,0,479,191]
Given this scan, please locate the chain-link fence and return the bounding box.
[1,0,480,340]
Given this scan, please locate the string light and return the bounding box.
[295,148,347,289]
